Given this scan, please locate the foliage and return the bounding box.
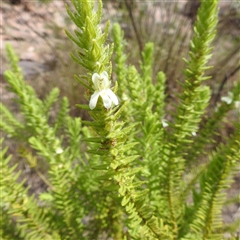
[1,0,239,239]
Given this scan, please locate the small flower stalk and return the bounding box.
[89,71,119,110]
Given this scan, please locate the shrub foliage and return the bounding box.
[1,0,239,239]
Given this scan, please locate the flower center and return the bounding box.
[97,78,105,91]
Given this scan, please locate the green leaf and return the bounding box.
[121,195,131,206]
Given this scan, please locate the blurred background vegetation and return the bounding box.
[2,0,239,116]
[1,0,239,226]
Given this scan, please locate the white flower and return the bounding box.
[55,147,63,154]
[89,71,119,110]
[221,92,233,105]
[191,132,197,136]
[161,119,168,128]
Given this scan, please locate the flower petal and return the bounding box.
[100,90,112,109]
[89,91,100,109]
[161,119,168,128]
[101,71,108,80]
[100,71,109,89]
[92,73,100,90]
[106,89,119,106]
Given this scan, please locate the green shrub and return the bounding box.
[1,0,239,239]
